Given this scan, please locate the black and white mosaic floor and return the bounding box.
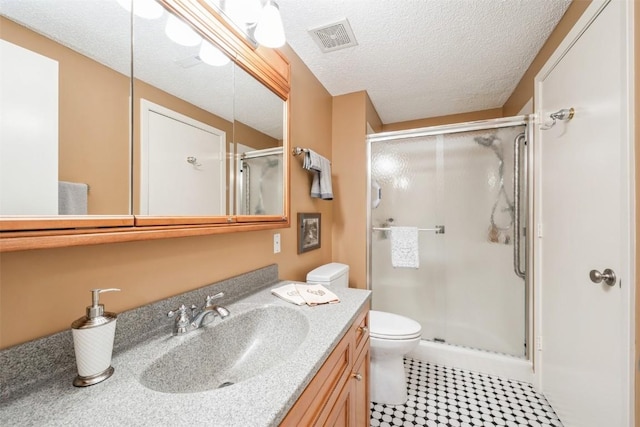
[370,358,562,427]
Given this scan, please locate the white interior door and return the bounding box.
[534,1,633,426]
[140,100,226,215]
[0,40,58,215]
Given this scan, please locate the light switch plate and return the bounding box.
[273,233,281,253]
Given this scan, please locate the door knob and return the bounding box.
[589,268,616,287]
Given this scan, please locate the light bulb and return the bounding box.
[199,41,230,66]
[165,14,202,46]
[225,0,263,24]
[254,0,285,48]
[116,0,163,20]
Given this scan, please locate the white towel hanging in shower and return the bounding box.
[390,226,419,268]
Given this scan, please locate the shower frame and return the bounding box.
[366,115,534,361]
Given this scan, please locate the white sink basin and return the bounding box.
[140,305,309,393]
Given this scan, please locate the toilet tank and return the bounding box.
[306,263,349,288]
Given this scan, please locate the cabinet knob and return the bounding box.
[358,326,369,335]
[352,372,362,381]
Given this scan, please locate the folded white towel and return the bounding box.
[58,181,88,215]
[271,283,306,305]
[294,283,340,306]
[303,150,333,200]
[271,282,340,306]
[390,226,420,268]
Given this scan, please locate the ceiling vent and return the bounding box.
[308,19,358,53]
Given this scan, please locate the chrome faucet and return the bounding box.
[167,292,230,336]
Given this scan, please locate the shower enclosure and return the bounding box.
[367,116,529,358]
[236,147,283,215]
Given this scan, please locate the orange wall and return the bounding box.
[331,92,369,289]
[0,45,333,349]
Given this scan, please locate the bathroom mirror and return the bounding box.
[0,0,132,217]
[0,0,290,249]
[132,2,287,220]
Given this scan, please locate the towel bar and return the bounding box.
[292,146,308,156]
[372,225,445,234]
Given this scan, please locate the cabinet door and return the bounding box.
[353,342,370,426]
[321,377,355,427]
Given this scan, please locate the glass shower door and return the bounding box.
[236,147,283,215]
[370,124,526,357]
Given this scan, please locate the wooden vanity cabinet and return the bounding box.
[281,303,370,427]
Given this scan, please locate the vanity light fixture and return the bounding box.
[116,0,164,20]
[254,0,286,48]
[225,0,263,25]
[165,14,202,46]
[199,40,230,66]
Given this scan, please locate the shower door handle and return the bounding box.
[589,268,616,286]
[513,133,526,279]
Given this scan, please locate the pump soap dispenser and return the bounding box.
[71,288,120,387]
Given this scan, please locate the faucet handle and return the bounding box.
[205,292,224,306]
[168,304,190,335]
[214,306,230,319]
[167,304,186,318]
[167,304,188,318]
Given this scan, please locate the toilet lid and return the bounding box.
[369,310,422,340]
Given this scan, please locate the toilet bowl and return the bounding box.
[369,310,422,405]
[306,263,422,406]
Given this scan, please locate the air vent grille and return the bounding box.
[309,19,358,53]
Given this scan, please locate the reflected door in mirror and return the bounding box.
[140,100,226,215]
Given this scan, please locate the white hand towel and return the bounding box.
[303,150,333,200]
[271,283,306,305]
[271,283,340,306]
[390,226,420,268]
[294,283,340,306]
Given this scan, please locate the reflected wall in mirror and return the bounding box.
[132,1,286,218]
[0,0,132,216]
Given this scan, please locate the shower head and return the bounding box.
[474,135,498,147]
[474,135,503,163]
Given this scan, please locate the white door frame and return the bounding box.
[532,0,635,424]
[139,99,227,215]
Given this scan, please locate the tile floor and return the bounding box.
[370,358,562,427]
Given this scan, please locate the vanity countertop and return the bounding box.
[0,282,371,427]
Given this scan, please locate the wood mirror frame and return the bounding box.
[0,0,290,252]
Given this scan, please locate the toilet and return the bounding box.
[306,263,422,406]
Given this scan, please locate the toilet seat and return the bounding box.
[369,310,422,340]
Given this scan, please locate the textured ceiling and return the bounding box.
[276,0,572,124]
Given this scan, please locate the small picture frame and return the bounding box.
[298,213,321,253]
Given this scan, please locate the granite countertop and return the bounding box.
[0,272,371,427]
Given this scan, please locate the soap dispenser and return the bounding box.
[71,288,120,387]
